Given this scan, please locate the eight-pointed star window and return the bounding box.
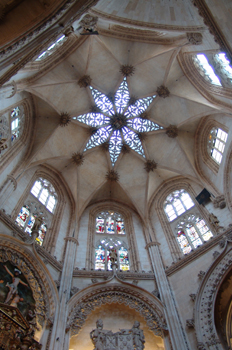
[73,77,163,166]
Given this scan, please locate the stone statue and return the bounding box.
[32,216,43,231]
[131,321,145,350]
[109,249,117,264]
[90,319,105,350]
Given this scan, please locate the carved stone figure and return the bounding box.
[32,216,43,232]
[90,319,110,350]
[131,321,145,350]
[2,265,28,303]
[109,249,117,264]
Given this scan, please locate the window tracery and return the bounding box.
[73,77,163,166]
[15,204,47,245]
[175,213,213,254]
[36,35,66,61]
[30,178,57,213]
[0,105,25,156]
[94,210,130,271]
[208,127,228,164]
[164,189,195,222]
[95,237,129,271]
[193,53,232,88]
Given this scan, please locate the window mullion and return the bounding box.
[185,229,194,250]
[194,224,204,243]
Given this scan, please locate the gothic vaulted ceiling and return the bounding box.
[13,0,232,220]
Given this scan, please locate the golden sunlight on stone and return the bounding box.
[69,303,164,350]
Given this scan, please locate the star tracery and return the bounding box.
[73,77,163,166]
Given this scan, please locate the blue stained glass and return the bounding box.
[85,126,112,150]
[122,127,145,157]
[127,118,163,133]
[108,130,123,166]
[114,78,130,114]
[90,87,114,115]
[74,113,110,127]
[125,96,155,118]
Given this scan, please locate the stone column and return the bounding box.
[49,237,78,350]
[0,175,17,206]
[146,241,189,350]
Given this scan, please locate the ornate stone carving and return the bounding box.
[106,170,119,182]
[78,75,92,88]
[218,238,226,248]
[187,32,203,45]
[121,143,130,154]
[197,342,206,350]
[144,160,157,173]
[189,293,196,302]
[198,271,205,279]
[156,85,170,98]
[165,125,178,138]
[120,64,135,77]
[70,287,79,297]
[80,14,98,34]
[59,112,71,127]
[211,195,226,209]
[67,287,167,337]
[186,319,195,328]
[213,251,220,259]
[71,152,84,166]
[91,278,98,284]
[128,95,137,106]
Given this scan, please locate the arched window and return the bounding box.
[193,53,232,87]
[208,127,228,164]
[15,204,47,245]
[30,178,57,213]
[164,189,195,222]
[0,105,25,156]
[95,237,129,271]
[96,211,125,234]
[176,213,213,254]
[36,35,66,61]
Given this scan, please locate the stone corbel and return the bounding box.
[211,195,226,209]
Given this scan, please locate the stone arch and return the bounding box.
[148,176,216,261]
[66,283,167,338]
[85,201,141,271]
[0,237,58,329]
[194,233,232,350]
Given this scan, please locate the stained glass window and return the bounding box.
[208,127,228,164]
[0,105,25,156]
[73,77,163,166]
[36,35,66,61]
[31,178,57,213]
[194,54,221,86]
[164,189,195,222]
[15,206,47,246]
[176,214,213,254]
[95,211,125,235]
[95,235,129,270]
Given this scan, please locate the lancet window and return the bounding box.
[0,105,25,156]
[193,53,232,87]
[36,34,66,61]
[164,189,195,222]
[15,204,47,245]
[30,178,57,213]
[208,127,228,164]
[95,238,129,271]
[176,213,213,254]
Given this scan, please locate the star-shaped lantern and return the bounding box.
[73,78,163,166]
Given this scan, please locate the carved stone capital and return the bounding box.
[7,175,17,190]
[187,32,203,45]
[211,195,226,209]
[64,237,79,245]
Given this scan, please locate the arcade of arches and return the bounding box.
[1,1,232,349]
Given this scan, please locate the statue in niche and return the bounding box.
[109,249,117,265]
